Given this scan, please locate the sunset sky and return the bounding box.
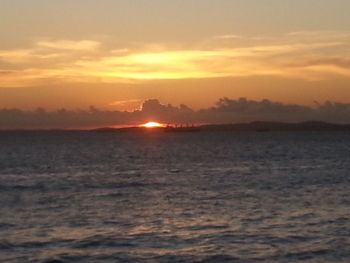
[1,0,350,113]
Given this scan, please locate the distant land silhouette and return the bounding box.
[2,98,350,130]
[91,121,350,133]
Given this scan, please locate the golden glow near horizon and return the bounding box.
[140,122,165,128]
[1,35,350,89]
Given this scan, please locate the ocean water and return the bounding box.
[0,131,349,263]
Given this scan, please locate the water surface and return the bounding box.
[0,131,349,262]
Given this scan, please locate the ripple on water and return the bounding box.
[1,132,350,262]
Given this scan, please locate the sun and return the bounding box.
[140,121,165,128]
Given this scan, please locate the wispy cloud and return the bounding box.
[0,49,34,63]
[1,32,350,87]
[36,40,101,51]
[69,41,345,82]
[109,99,143,111]
[214,34,244,40]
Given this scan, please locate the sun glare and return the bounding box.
[140,122,165,128]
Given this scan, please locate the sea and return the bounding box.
[0,131,349,263]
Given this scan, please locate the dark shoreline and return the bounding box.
[1,121,350,133]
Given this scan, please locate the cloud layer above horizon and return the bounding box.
[1,98,350,129]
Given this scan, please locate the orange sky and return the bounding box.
[1,0,350,111]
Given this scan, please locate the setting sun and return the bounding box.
[140,121,165,128]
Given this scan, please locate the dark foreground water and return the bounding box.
[0,131,349,263]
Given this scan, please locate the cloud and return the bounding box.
[214,34,244,40]
[1,31,350,87]
[1,98,350,130]
[287,58,350,69]
[0,39,100,65]
[0,39,102,87]
[109,99,142,106]
[36,40,100,51]
[287,31,350,39]
[0,70,14,75]
[68,41,344,83]
[0,49,34,63]
[109,99,143,111]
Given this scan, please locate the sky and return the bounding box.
[1,0,350,127]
